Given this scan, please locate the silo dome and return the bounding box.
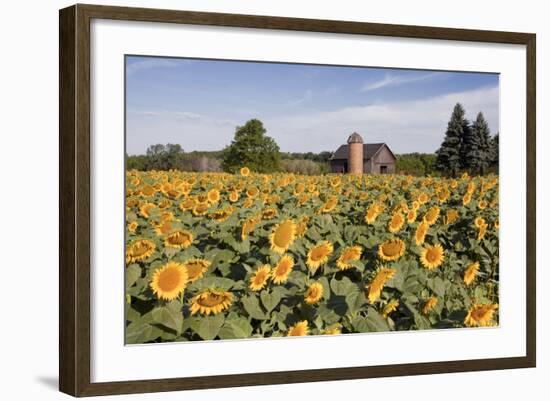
[347,132,364,144]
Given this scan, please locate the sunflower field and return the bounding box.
[125,168,499,343]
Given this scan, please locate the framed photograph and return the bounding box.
[59,4,536,397]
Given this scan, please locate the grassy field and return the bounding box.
[124,169,499,343]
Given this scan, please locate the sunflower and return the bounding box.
[478,199,488,210]
[420,244,445,270]
[437,186,450,203]
[367,267,396,304]
[228,191,240,203]
[336,246,362,270]
[463,261,480,286]
[190,289,233,315]
[463,192,472,206]
[321,323,342,335]
[126,239,155,264]
[296,216,309,238]
[406,210,417,224]
[139,202,156,218]
[418,192,429,204]
[192,203,209,216]
[269,219,296,254]
[398,201,409,214]
[209,206,234,223]
[207,188,221,204]
[422,296,438,315]
[249,265,271,291]
[158,199,172,209]
[494,218,499,229]
[445,209,459,225]
[247,186,259,198]
[164,230,193,249]
[140,184,156,197]
[126,197,139,208]
[304,282,324,305]
[262,207,278,220]
[150,261,188,301]
[179,198,196,211]
[294,182,306,195]
[414,221,429,246]
[377,238,405,262]
[127,221,138,233]
[183,258,210,283]
[306,241,334,273]
[423,206,440,226]
[382,299,400,318]
[159,211,175,223]
[477,222,488,240]
[287,320,309,336]
[388,211,405,233]
[295,192,309,205]
[464,304,498,327]
[320,196,338,213]
[154,220,174,236]
[165,188,181,200]
[474,216,486,228]
[272,255,294,284]
[241,217,259,241]
[365,203,383,224]
[240,167,250,177]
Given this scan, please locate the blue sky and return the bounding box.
[126,56,499,155]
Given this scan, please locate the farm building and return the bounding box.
[329,132,396,174]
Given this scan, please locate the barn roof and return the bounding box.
[329,143,395,161]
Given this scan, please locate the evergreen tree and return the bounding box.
[221,119,281,173]
[460,117,476,171]
[476,112,492,175]
[436,103,467,177]
[463,112,491,175]
[489,133,499,172]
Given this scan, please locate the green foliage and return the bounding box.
[221,119,281,173]
[191,314,225,340]
[436,103,467,177]
[396,153,437,176]
[145,143,186,170]
[125,170,499,343]
[489,133,499,172]
[280,159,328,175]
[126,146,223,172]
[281,151,332,163]
[436,104,498,177]
[462,112,492,175]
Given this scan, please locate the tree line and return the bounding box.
[126,119,331,175]
[127,105,499,176]
[435,103,498,176]
[126,144,222,172]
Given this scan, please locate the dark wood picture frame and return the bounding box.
[59,3,536,397]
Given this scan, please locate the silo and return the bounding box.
[347,132,364,174]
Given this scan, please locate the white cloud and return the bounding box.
[287,89,313,106]
[175,111,203,120]
[126,110,239,154]
[264,85,499,153]
[126,86,499,155]
[360,72,440,92]
[126,58,191,75]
